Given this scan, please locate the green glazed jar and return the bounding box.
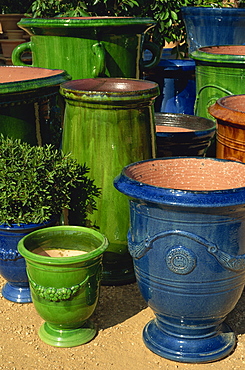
[17,225,108,348]
[60,78,159,285]
[12,17,160,80]
[191,45,245,120]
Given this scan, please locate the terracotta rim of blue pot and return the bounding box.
[114,157,245,208]
[60,78,159,104]
[191,45,245,64]
[0,66,70,94]
[18,225,108,265]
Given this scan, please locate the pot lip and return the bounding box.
[114,157,245,208]
[191,45,245,64]
[0,66,71,94]
[60,78,160,102]
[17,225,108,265]
[181,6,245,14]
[155,113,216,136]
[18,16,156,29]
[209,94,245,124]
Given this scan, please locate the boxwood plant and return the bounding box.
[0,135,100,226]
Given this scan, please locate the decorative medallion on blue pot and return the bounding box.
[114,157,245,363]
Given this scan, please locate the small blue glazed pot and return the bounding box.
[0,219,57,303]
[114,157,245,363]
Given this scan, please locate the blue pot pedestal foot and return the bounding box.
[143,319,236,363]
[1,282,32,303]
[38,320,97,348]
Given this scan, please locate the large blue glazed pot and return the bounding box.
[182,7,245,53]
[114,157,245,363]
[0,219,56,303]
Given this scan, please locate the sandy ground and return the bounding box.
[1,275,245,370]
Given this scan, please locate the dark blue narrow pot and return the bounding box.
[182,7,245,53]
[0,219,56,303]
[114,157,245,363]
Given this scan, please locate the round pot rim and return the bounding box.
[209,94,245,125]
[60,78,159,103]
[114,157,245,208]
[0,66,70,94]
[181,6,245,14]
[191,45,245,64]
[18,16,155,29]
[18,225,108,265]
[155,113,216,136]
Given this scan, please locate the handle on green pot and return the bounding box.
[141,41,161,71]
[92,42,106,77]
[12,41,33,67]
[128,229,245,272]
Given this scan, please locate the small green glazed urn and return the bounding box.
[12,17,160,80]
[60,78,159,285]
[17,225,108,347]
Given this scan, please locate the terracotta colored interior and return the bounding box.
[218,95,245,113]
[125,158,245,191]
[32,247,88,257]
[156,126,195,133]
[201,45,245,55]
[0,66,64,83]
[63,78,156,93]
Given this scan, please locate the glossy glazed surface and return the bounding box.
[114,157,245,362]
[61,78,159,285]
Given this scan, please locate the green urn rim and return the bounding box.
[17,225,108,265]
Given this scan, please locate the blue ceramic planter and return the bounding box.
[114,157,245,363]
[182,7,245,53]
[0,219,56,303]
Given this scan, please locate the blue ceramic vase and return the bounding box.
[114,157,245,363]
[0,219,56,303]
[182,7,245,53]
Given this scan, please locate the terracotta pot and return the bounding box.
[209,94,245,162]
[5,30,24,39]
[12,17,161,80]
[0,14,24,33]
[0,38,25,58]
[191,45,245,120]
[0,66,70,146]
[114,157,245,363]
[60,78,159,285]
[155,113,216,157]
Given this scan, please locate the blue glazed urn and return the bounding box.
[114,157,245,363]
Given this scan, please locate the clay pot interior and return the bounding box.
[125,158,245,191]
[26,231,100,258]
[155,113,214,133]
[201,45,245,55]
[0,66,65,83]
[61,78,157,94]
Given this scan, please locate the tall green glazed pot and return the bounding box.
[191,45,245,120]
[60,78,159,285]
[12,17,160,80]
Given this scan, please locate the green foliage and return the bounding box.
[0,135,100,226]
[0,0,33,14]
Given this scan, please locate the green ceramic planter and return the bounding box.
[191,45,245,120]
[12,17,160,80]
[17,225,108,348]
[60,78,159,285]
[0,66,70,146]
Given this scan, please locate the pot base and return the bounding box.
[38,320,96,348]
[1,282,31,303]
[143,319,236,363]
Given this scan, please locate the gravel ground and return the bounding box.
[1,275,245,370]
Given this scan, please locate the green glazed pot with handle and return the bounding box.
[12,17,161,80]
[17,225,108,348]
